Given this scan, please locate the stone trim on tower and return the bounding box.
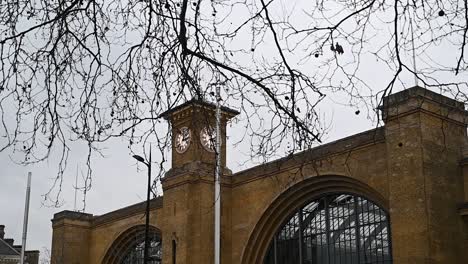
[160,99,239,172]
[380,86,467,125]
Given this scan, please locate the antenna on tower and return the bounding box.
[74,164,79,212]
[409,10,419,87]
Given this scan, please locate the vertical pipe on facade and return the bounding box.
[20,172,32,264]
[214,85,221,264]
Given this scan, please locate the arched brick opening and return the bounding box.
[102,225,162,264]
[241,175,390,264]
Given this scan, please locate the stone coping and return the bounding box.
[381,86,465,111]
[52,210,94,222]
[52,197,163,227]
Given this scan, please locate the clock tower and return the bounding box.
[159,99,239,264]
[160,99,239,172]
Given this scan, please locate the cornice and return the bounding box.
[231,127,386,186]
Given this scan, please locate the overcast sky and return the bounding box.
[1,0,468,262]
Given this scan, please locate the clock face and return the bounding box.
[175,127,191,153]
[200,126,218,152]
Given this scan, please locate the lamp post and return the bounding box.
[132,146,152,264]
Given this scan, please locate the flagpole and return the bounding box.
[20,172,32,264]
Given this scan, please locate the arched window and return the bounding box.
[103,225,162,264]
[264,193,392,264]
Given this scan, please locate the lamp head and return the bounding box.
[132,155,146,163]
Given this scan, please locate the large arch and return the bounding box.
[102,225,162,264]
[241,175,390,264]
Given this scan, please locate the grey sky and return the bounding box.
[1,0,468,261]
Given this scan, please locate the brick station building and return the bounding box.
[51,86,468,264]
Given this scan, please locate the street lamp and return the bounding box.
[132,146,152,264]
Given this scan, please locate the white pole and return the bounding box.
[214,86,221,264]
[20,172,32,264]
[74,165,78,211]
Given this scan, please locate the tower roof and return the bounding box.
[159,99,239,120]
[378,86,467,124]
